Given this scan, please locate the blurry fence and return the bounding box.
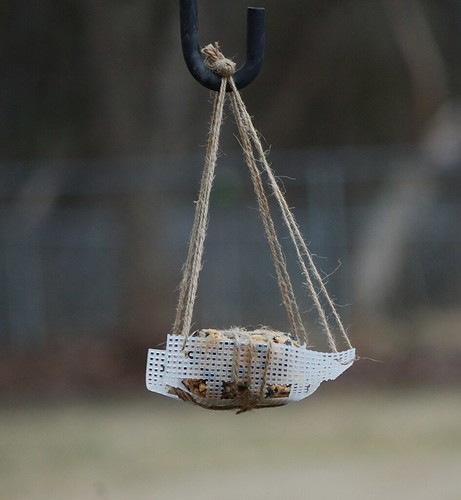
[0,147,460,347]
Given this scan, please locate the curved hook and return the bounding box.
[179,0,265,91]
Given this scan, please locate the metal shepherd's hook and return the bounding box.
[179,0,265,91]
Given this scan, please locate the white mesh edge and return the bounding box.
[146,334,355,408]
[146,349,176,399]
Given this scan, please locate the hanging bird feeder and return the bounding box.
[146,0,356,413]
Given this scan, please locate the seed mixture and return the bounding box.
[191,327,301,347]
[265,384,292,398]
[182,378,207,398]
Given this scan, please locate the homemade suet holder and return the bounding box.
[146,0,355,413]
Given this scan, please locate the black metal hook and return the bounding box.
[179,0,265,91]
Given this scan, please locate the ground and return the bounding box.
[1,387,460,500]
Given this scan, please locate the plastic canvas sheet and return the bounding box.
[146,333,355,410]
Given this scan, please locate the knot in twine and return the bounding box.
[202,43,236,78]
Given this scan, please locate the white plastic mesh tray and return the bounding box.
[146,330,355,411]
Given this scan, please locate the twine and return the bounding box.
[228,79,352,351]
[231,332,273,414]
[172,61,228,339]
[229,85,307,344]
[172,42,353,353]
[202,43,236,78]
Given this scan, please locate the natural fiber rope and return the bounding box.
[228,78,352,351]
[229,89,307,343]
[232,332,271,414]
[202,43,236,78]
[172,42,352,352]
[202,44,306,341]
[258,340,273,401]
[172,75,227,339]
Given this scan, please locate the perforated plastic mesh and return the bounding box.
[146,333,355,410]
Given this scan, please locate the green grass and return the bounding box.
[1,388,460,500]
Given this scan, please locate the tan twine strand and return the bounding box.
[229,90,307,343]
[172,75,228,340]
[229,80,335,349]
[229,78,352,351]
[204,44,306,342]
[258,340,273,401]
[237,335,256,414]
[232,335,242,391]
[232,333,270,414]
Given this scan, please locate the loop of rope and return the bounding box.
[229,89,307,343]
[172,42,353,352]
[172,75,227,339]
[228,78,352,351]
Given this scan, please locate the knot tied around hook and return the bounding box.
[179,0,265,91]
[202,43,237,79]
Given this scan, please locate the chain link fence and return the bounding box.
[1,147,459,347]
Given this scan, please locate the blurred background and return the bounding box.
[1,1,460,499]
